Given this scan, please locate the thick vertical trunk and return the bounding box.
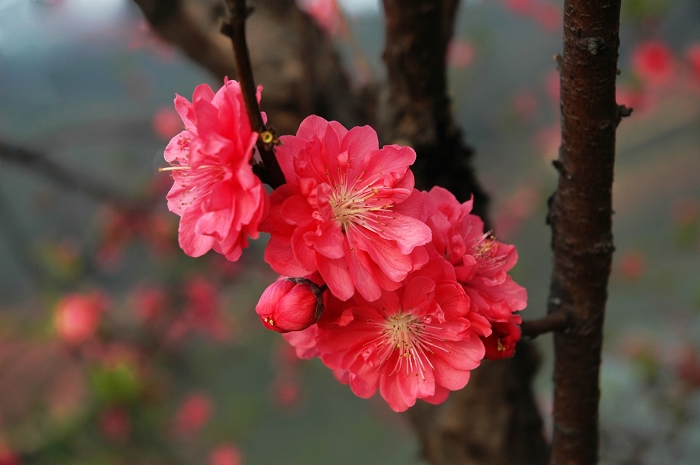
[548,1,623,464]
[381,1,547,464]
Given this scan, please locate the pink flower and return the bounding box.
[173,392,212,435]
[163,79,268,262]
[54,292,108,344]
[313,260,486,412]
[283,324,322,359]
[262,115,431,302]
[421,187,527,327]
[256,278,322,333]
[631,40,675,86]
[209,444,242,465]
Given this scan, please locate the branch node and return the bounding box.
[552,159,571,180]
[615,104,633,127]
[553,53,563,71]
[579,37,606,55]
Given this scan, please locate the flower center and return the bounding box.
[365,311,449,378]
[327,183,393,233]
[470,230,507,272]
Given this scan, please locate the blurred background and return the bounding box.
[0,0,699,464]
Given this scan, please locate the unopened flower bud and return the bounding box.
[256,278,324,333]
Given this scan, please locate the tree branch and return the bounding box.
[0,140,133,207]
[547,0,622,463]
[520,312,569,339]
[222,0,286,188]
[380,0,489,220]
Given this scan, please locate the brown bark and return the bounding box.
[547,1,622,464]
[381,1,547,464]
[380,0,488,220]
[133,0,366,136]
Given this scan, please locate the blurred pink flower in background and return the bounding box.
[533,123,561,160]
[271,376,304,409]
[672,197,699,227]
[492,186,539,239]
[131,286,167,324]
[616,250,647,281]
[209,444,242,465]
[616,84,646,112]
[501,0,561,32]
[531,3,560,32]
[99,407,131,442]
[677,345,700,388]
[167,278,231,342]
[297,0,345,37]
[54,292,108,345]
[0,445,20,465]
[544,69,560,106]
[686,44,700,82]
[152,107,183,140]
[174,392,212,435]
[447,39,475,68]
[512,91,538,122]
[632,40,676,86]
[128,20,175,59]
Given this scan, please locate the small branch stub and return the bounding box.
[521,312,570,338]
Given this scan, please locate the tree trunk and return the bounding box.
[547,0,623,464]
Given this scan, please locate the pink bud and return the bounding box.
[256,279,321,333]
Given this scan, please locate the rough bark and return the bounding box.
[381,1,547,464]
[380,0,488,220]
[547,1,622,464]
[133,0,367,136]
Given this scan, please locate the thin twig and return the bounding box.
[521,312,569,338]
[222,0,286,188]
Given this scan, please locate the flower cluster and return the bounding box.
[162,80,526,412]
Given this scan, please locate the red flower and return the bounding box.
[483,316,522,360]
[314,259,487,412]
[262,115,431,302]
[422,187,526,355]
[256,278,322,333]
[163,79,268,262]
[631,40,675,86]
[54,292,108,344]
